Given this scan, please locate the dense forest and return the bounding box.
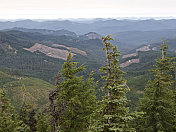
[1,35,176,132]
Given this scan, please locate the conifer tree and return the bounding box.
[137,38,175,132]
[0,88,28,131]
[97,35,135,132]
[0,88,18,131]
[36,112,51,132]
[56,53,97,132]
[19,84,37,132]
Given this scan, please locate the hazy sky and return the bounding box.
[0,0,176,19]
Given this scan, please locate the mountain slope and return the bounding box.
[0,30,105,83]
[3,19,176,51]
[7,27,77,37]
[113,29,176,51]
[0,70,55,111]
[119,39,176,109]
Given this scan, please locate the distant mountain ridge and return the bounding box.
[5,27,102,41]
[112,29,176,52]
[119,36,176,68]
[1,19,176,35]
[7,27,77,37]
[2,19,176,52]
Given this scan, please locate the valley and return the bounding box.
[0,18,176,118]
[1,0,176,130]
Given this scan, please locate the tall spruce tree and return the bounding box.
[97,35,135,132]
[56,53,97,132]
[137,38,175,132]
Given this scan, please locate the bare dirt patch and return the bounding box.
[120,58,140,67]
[122,52,137,59]
[52,44,87,56]
[24,43,75,60]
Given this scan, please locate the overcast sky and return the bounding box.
[0,0,176,19]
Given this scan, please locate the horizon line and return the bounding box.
[0,17,176,22]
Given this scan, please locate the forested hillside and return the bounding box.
[0,69,55,111]
[1,0,176,129]
[0,22,176,131]
[1,35,176,131]
[1,29,176,109]
[1,19,176,52]
[0,30,105,83]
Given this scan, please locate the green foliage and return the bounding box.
[123,47,176,111]
[0,88,29,132]
[1,29,176,131]
[137,38,176,132]
[95,35,136,132]
[55,53,97,132]
[0,70,16,87]
[3,77,55,112]
[126,73,153,111]
[19,103,37,132]
[0,69,55,112]
[0,88,17,131]
[0,31,105,84]
[36,112,51,132]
